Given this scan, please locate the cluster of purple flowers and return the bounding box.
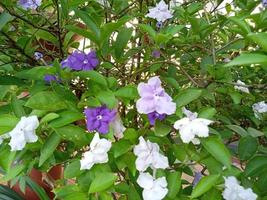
[61,51,99,71]
[18,0,42,10]
[84,106,116,134]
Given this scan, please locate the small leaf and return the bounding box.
[76,71,107,87]
[49,111,84,128]
[201,136,232,169]
[238,136,258,161]
[39,132,61,166]
[112,140,132,158]
[191,174,220,199]
[226,125,248,137]
[167,171,181,198]
[114,27,133,59]
[245,156,267,177]
[247,32,267,52]
[64,160,81,179]
[225,54,267,69]
[154,121,172,137]
[174,88,202,107]
[89,172,117,193]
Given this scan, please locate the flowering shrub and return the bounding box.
[0,0,267,199]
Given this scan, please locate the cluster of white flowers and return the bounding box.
[80,133,111,170]
[1,116,39,151]
[234,80,250,93]
[134,136,169,171]
[146,0,173,23]
[173,108,213,144]
[223,176,257,200]
[137,173,168,200]
[134,137,169,200]
[252,101,267,119]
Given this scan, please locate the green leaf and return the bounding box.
[75,10,100,37]
[115,85,138,100]
[0,12,14,31]
[2,164,25,182]
[0,185,24,200]
[191,174,220,199]
[154,121,172,137]
[49,111,84,128]
[0,114,18,135]
[0,144,16,171]
[112,140,132,158]
[66,25,99,45]
[226,125,248,137]
[114,27,133,59]
[174,88,202,107]
[229,16,251,35]
[40,113,59,124]
[25,177,50,200]
[89,172,117,193]
[198,107,216,119]
[76,70,107,87]
[25,91,67,111]
[245,156,267,177]
[96,90,117,108]
[201,136,232,169]
[28,29,58,45]
[167,171,181,199]
[15,66,56,80]
[247,32,267,52]
[54,125,91,147]
[238,136,258,161]
[11,95,26,118]
[64,160,81,179]
[225,53,267,69]
[138,24,156,38]
[247,127,264,137]
[39,132,61,166]
[54,185,87,200]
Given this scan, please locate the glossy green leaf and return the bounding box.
[247,32,267,52]
[201,136,232,169]
[175,88,202,107]
[167,171,181,199]
[245,156,267,177]
[49,111,84,128]
[114,27,133,59]
[64,160,81,179]
[89,172,117,193]
[154,121,172,137]
[238,136,258,161]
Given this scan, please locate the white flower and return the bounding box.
[146,0,173,23]
[234,80,250,93]
[173,108,213,144]
[80,133,111,170]
[137,172,168,200]
[8,116,39,151]
[223,176,257,200]
[252,101,267,119]
[134,136,169,171]
[110,115,126,139]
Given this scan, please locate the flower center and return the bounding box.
[96,115,102,120]
[83,59,88,64]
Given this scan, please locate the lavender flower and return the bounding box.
[147,111,166,125]
[18,0,42,10]
[44,75,58,84]
[146,0,173,23]
[85,106,116,134]
[136,76,176,115]
[61,51,99,71]
[192,172,202,187]
[152,50,161,58]
[34,52,43,60]
[263,0,267,7]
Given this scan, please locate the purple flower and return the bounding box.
[192,172,202,187]
[136,76,176,115]
[44,74,60,84]
[61,51,99,71]
[34,52,43,60]
[85,106,116,134]
[152,50,161,58]
[147,112,166,125]
[18,0,42,10]
[263,0,267,7]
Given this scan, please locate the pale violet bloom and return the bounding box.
[252,101,267,119]
[137,172,168,200]
[133,136,169,171]
[110,115,126,139]
[223,176,257,200]
[146,0,173,23]
[8,116,39,151]
[18,0,42,10]
[234,80,250,93]
[80,133,111,170]
[136,76,176,115]
[173,108,213,144]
